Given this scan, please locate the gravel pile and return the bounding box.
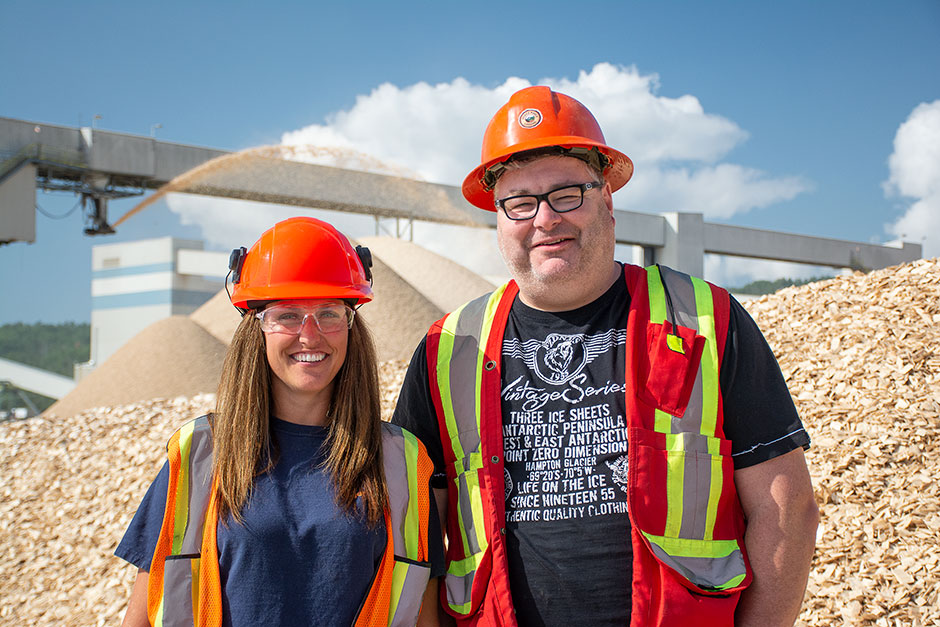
[2,258,938,625]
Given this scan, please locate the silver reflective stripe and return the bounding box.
[389,561,432,627]
[180,418,213,554]
[162,416,212,626]
[647,541,746,591]
[657,268,711,541]
[448,293,491,442]
[382,423,410,552]
[456,473,482,556]
[445,292,491,558]
[659,266,705,437]
[162,558,197,627]
[382,423,432,627]
[445,570,476,610]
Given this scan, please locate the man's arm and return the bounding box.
[431,487,456,627]
[734,447,819,626]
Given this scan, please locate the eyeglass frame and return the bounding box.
[254,303,355,335]
[493,181,603,221]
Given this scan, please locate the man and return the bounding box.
[392,86,818,626]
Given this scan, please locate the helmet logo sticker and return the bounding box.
[518,108,542,129]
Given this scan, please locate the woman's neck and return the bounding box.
[270,382,333,426]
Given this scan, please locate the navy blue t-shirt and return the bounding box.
[116,417,444,627]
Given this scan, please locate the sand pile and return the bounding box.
[357,236,496,314]
[743,257,940,625]
[45,317,227,419]
[4,258,938,625]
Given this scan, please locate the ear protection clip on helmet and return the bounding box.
[226,247,249,315]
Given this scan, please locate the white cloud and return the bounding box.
[168,63,812,279]
[279,63,805,215]
[884,100,940,258]
[614,164,810,218]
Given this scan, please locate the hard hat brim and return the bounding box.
[230,281,373,310]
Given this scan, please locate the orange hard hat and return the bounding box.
[462,86,634,211]
[228,216,373,311]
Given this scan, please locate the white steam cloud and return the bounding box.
[884,100,940,259]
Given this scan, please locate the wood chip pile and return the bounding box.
[744,257,940,626]
[1,258,937,625]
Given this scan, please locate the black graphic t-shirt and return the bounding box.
[392,269,809,626]
[500,278,632,625]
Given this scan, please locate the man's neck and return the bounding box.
[516,261,622,312]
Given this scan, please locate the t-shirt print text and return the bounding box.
[502,329,630,523]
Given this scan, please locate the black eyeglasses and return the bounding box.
[494,182,602,221]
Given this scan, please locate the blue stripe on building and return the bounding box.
[92,290,216,309]
[92,263,175,278]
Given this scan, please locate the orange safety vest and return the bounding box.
[425,264,751,626]
[145,416,434,627]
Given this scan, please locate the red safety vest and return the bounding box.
[145,416,434,627]
[426,264,751,626]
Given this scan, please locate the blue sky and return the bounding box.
[1,0,938,324]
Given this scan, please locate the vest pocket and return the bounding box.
[162,554,200,625]
[628,427,749,594]
[636,321,705,417]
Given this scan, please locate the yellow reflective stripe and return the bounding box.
[647,266,666,324]
[465,468,488,565]
[448,598,473,615]
[475,283,508,437]
[402,429,421,559]
[190,557,200,619]
[153,600,165,626]
[704,454,724,542]
[447,550,486,577]
[654,408,671,433]
[436,304,466,466]
[642,531,740,558]
[692,277,718,438]
[389,561,407,624]
[461,286,506,558]
[692,277,722,541]
[663,434,685,538]
[171,421,195,552]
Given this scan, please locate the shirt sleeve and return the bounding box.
[114,461,169,570]
[390,337,449,489]
[719,296,811,469]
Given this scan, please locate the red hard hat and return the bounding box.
[462,86,634,211]
[229,216,373,310]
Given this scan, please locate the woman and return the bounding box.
[116,216,443,627]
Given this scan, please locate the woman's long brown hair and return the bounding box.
[211,312,387,525]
